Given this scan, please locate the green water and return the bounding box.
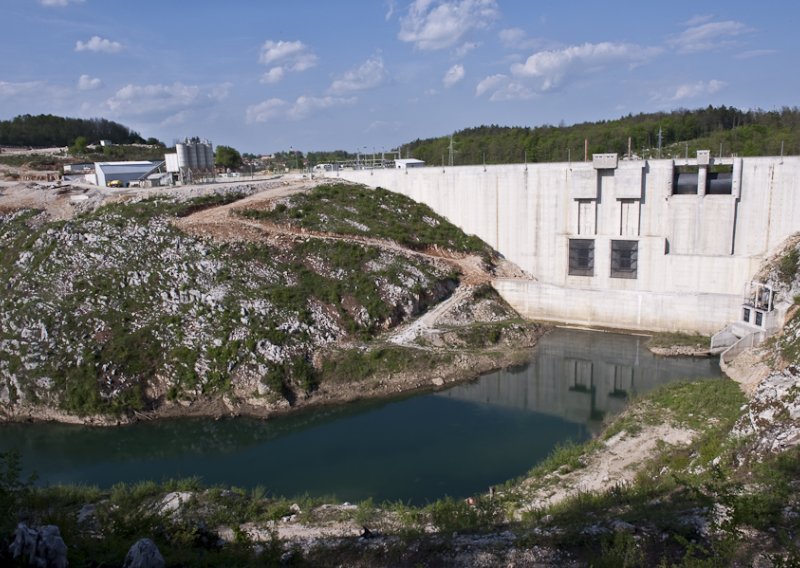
[0,328,721,504]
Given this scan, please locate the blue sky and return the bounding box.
[1,0,797,154]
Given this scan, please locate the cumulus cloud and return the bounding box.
[258,40,317,83]
[39,0,84,6]
[668,19,752,54]
[454,41,479,57]
[475,74,535,101]
[510,42,661,91]
[329,55,388,94]
[0,81,45,97]
[260,67,285,84]
[498,27,542,50]
[246,98,288,123]
[443,64,465,87]
[398,0,499,51]
[656,79,727,102]
[75,36,123,54]
[288,95,357,119]
[77,74,102,91]
[104,82,227,120]
[246,95,357,123]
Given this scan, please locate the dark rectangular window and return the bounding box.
[611,240,638,279]
[743,307,751,323]
[569,239,594,276]
[755,311,763,327]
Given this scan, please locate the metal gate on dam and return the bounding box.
[330,153,800,334]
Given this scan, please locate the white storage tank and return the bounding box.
[176,143,188,170]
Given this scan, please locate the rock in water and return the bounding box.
[123,538,165,568]
[9,523,68,568]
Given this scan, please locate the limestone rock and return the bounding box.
[123,538,165,568]
[9,522,68,568]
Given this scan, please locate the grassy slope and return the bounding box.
[0,188,462,417]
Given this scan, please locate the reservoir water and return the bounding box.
[0,328,722,504]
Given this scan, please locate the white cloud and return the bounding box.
[104,82,226,119]
[488,82,536,102]
[443,64,465,87]
[656,79,727,102]
[329,55,388,94]
[39,0,84,6]
[257,40,317,84]
[398,0,499,51]
[668,20,751,54]
[259,40,317,69]
[475,74,507,97]
[246,98,288,123]
[75,36,123,54]
[77,74,102,91]
[683,14,713,27]
[246,95,357,123]
[385,0,397,21]
[454,41,479,57]
[0,81,45,97]
[260,67,285,84]
[511,42,661,91]
[289,95,357,120]
[475,74,535,101]
[498,27,541,50]
[735,49,777,59]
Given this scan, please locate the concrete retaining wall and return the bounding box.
[327,156,800,333]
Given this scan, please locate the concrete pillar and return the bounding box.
[698,166,707,197]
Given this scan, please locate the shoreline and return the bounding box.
[0,331,545,428]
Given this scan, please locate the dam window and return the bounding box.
[610,240,638,279]
[673,166,699,194]
[707,165,733,194]
[568,239,594,276]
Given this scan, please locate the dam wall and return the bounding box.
[327,155,800,333]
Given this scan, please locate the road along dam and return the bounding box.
[327,153,800,335]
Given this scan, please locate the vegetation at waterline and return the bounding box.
[237,182,493,261]
[6,377,799,566]
[647,331,711,350]
[404,106,800,166]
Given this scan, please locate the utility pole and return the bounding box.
[657,127,663,159]
[448,135,456,167]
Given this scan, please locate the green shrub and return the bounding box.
[779,248,799,283]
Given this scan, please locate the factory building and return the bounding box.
[94,161,166,188]
[164,137,215,184]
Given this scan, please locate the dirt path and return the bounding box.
[517,423,695,514]
[174,183,530,351]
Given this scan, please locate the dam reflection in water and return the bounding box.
[438,327,721,434]
[0,328,721,504]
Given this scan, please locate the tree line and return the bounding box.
[0,114,146,147]
[403,106,800,166]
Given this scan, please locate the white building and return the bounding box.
[394,158,425,169]
[94,161,165,187]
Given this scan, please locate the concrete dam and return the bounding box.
[328,153,800,334]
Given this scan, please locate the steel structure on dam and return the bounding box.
[330,153,800,334]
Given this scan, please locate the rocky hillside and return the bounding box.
[0,181,530,424]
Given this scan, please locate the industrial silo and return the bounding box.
[204,142,215,170]
[176,143,189,170]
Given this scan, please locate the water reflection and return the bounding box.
[0,328,721,503]
[438,328,721,434]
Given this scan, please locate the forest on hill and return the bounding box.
[0,114,146,147]
[402,106,800,166]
